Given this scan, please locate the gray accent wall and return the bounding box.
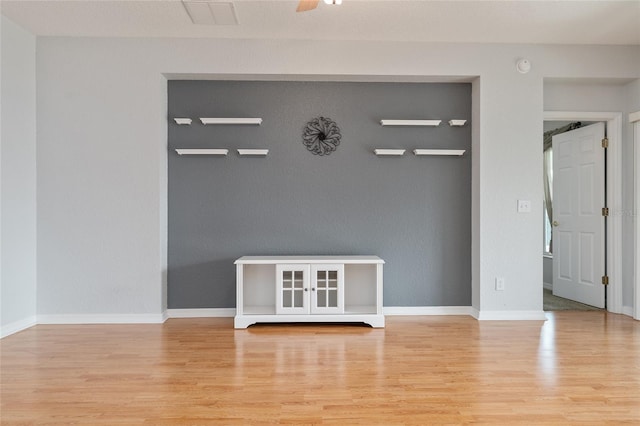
[168,81,471,309]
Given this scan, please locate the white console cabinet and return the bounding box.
[234,256,384,328]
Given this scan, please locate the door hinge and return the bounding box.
[602,207,609,217]
[602,275,609,286]
[602,137,609,148]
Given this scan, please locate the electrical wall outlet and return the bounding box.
[495,277,505,291]
[517,199,532,213]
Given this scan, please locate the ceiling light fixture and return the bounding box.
[297,0,341,13]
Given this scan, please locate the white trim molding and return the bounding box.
[170,307,552,319]
[631,113,640,320]
[166,308,236,318]
[544,111,624,314]
[383,306,473,316]
[168,307,475,318]
[1,316,38,339]
[37,313,167,324]
[622,306,634,318]
[165,306,553,319]
[472,310,547,321]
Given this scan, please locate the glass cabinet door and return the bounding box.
[311,264,344,314]
[276,264,309,314]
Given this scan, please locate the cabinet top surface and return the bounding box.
[235,255,384,264]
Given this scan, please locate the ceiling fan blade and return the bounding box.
[296,0,320,12]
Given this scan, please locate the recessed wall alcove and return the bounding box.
[167,80,471,309]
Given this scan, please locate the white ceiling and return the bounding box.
[1,0,639,45]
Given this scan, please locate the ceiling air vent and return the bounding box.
[182,1,239,25]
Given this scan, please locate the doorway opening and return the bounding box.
[543,120,604,311]
[543,121,606,311]
[543,111,624,314]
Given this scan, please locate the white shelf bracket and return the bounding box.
[374,149,406,156]
[413,149,465,156]
[237,149,269,156]
[175,148,229,156]
[380,119,441,127]
[200,118,262,125]
[173,118,192,125]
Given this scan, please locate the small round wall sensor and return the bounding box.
[516,58,531,74]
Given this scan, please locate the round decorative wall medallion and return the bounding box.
[302,116,341,156]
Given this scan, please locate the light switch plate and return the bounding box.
[517,199,531,213]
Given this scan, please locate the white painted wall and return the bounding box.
[0,16,37,336]
[32,37,639,319]
[544,80,640,313]
[36,39,168,319]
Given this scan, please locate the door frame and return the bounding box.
[631,110,640,320]
[544,111,623,314]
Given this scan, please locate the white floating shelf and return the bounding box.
[237,149,269,156]
[448,119,467,127]
[200,118,262,125]
[413,149,466,156]
[380,119,441,127]
[175,149,229,156]
[173,118,192,125]
[374,149,406,156]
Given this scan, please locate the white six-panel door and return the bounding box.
[552,122,605,308]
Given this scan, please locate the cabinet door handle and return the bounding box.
[304,288,308,292]
[311,287,315,291]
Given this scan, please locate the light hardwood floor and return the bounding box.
[1,312,639,425]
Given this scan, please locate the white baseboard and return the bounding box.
[473,310,548,321]
[166,307,547,320]
[168,307,473,318]
[1,316,37,339]
[621,306,634,318]
[470,307,480,319]
[37,313,167,324]
[543,282,553,290]
[383,306,472,316]
[166,308,236,318]
[0,307,559,334]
